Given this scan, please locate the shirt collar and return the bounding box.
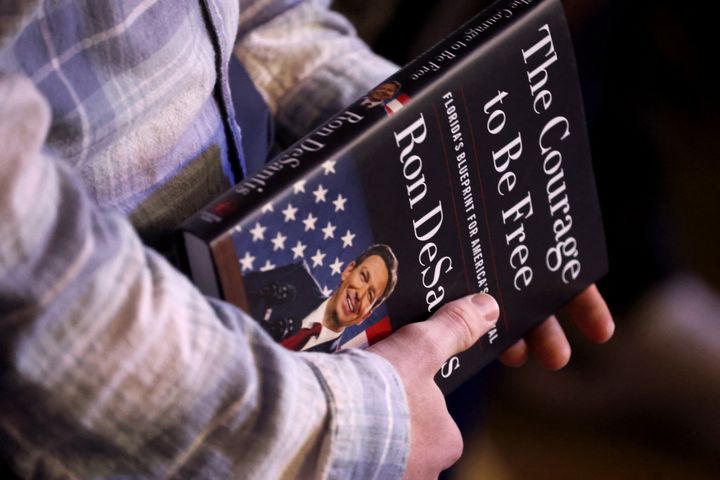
[301,298,342,350]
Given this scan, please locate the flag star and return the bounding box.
[293,180,307,194]
[341,230,356,248]
[233,224,243,234]
[313,184,328,203]
[282,203,298,222]
[321,160,336,175]
[321,285,333,297]
[291,240,307,259]
[302,213,318,231]
[271,232,287,251]
[250,222,266,241]
[261,202,274,213]
[260,259,277,272]
[322,221,336,240]
[333,194,347,212]
[239,251,256,271]
[330,257,344,276]
[311,249,326,267]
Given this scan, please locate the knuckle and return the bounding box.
[394,322,437,357]
[440,302,468,324]
[407,322,438,352]
[398,321,424,339]
[439,302,476,351]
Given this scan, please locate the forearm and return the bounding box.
[0,75,408,478]
[234,0,398,143]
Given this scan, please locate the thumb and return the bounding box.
[370,294,499,375]
[422,293,499,369]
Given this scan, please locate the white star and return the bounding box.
[313,184,328,203]
[322,221,336,240]
[333,194,347,212]
[250,222,266,241]
[261,202,274,213]
[302,213,318,231]
[330,257,344,276]
[321,160,336,175]
[291,240,307,259]
[271,232,287,251]
[260,259,277,272]
[233,224,243,234]
[341,230,356,248]
[293,180,307,194]
[239,251,256,271]
[282,203,298,222]
[321,285,333,297]
[311,249,326,267]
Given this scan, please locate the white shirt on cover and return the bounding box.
[300,298,342,351]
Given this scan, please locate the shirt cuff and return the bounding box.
[300,348,410,479]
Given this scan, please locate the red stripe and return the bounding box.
[383,93,411,116]
[366,316,393,345]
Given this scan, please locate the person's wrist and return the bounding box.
[301,349,410,478]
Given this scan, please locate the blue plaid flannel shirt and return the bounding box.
[0,0,408,478]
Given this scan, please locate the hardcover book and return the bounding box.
[176,0,608,393]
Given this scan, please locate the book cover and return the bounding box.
[177,0,607,393]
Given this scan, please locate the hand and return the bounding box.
[368,293,499,479]
[499,284,614,370]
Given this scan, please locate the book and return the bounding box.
[176,0,607,393]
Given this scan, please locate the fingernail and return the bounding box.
[471,293,499,322]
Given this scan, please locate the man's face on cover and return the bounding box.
[368,82,399,102]
[328,255,389,330]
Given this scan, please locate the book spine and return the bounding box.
[179,0,548,242]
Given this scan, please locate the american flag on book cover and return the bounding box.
[384,92,410,116]
[230,154,393,346]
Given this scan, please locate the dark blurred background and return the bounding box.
[334,0,720,478]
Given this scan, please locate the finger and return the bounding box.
[378,294,499,375]
[498,338,529,368]
[561,284,614,343]
[527,315,571,371]
[425,294,499,365]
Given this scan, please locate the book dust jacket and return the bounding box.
[178,0,607,393]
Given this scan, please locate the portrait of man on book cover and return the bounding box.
[361,80,410,115]
[243,244,399,353]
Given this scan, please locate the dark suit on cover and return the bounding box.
[243,261,326,344]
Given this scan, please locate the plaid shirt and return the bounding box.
[0,1,408,478]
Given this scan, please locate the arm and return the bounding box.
[0,74,408,478]
[234,0,398,142]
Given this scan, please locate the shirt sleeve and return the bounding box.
[234,0,399,144]
[0,75,409,479]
